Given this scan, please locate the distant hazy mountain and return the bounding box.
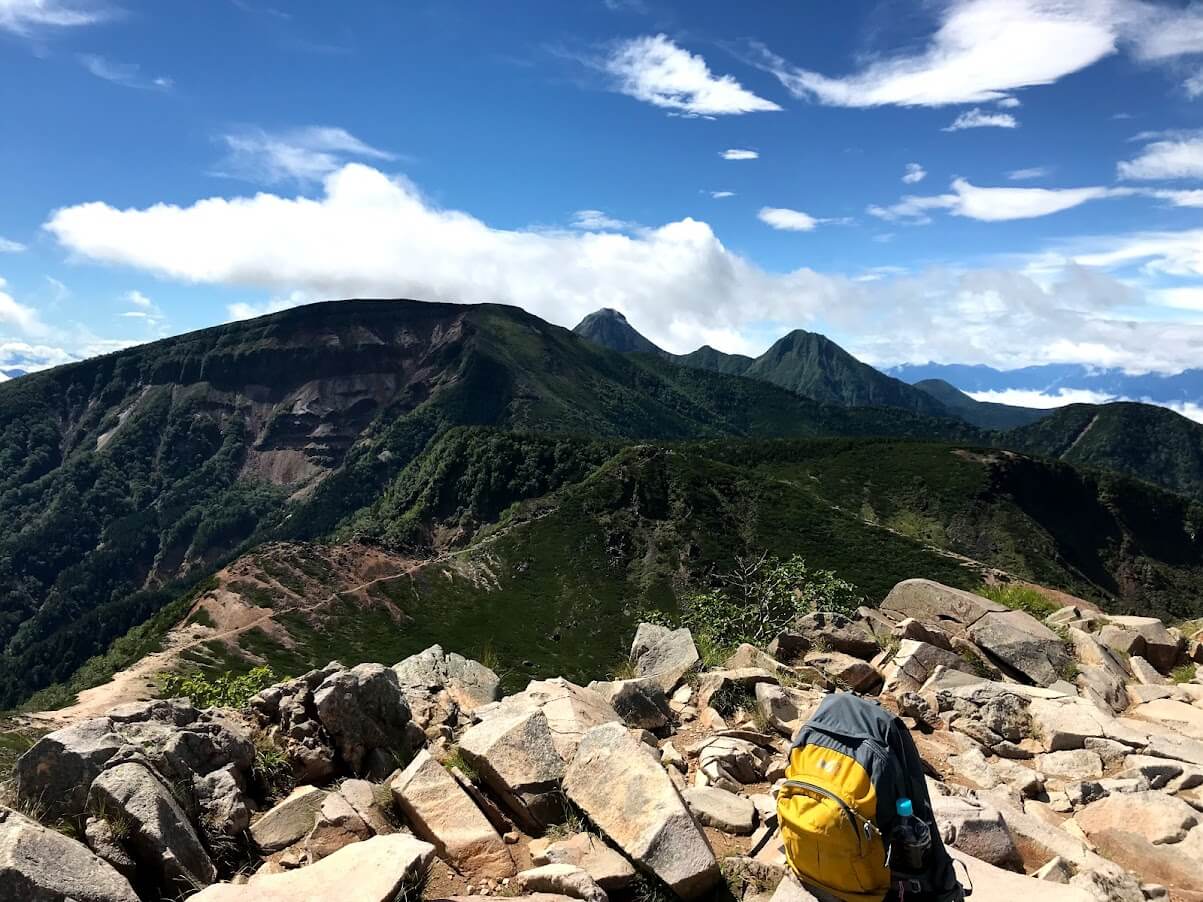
[913,379,1048,430]
[889,362,1203,407]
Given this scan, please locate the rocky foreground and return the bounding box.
[5,578,1203,902]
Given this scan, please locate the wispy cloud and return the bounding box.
[720,148,758,160]
[601,34,781,117]
[0,237,25,253]
[757,207,820,231]
[902,162,926,184]
[751,0,1203,109]
[212,125,396,186]
[709,190,735,199]
[1118,133,1203,180]
[79,54,172,90]
[0,0,112,36]
[1008,166,1051,180]
[943,108,1018,131]
[0,277,47,336]
[570,209,636,231]
[119,289,166,332]
[869,178,1131,223]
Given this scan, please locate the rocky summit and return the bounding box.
[5,577,1203,901]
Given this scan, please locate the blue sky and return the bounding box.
[1,0,1202,391]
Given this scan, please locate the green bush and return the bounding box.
[662,553,862,655]
[976,583,1061,620]
[161,665,278,709]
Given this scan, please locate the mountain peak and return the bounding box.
[572,308,664,355]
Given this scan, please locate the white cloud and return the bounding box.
[227,292,309,322]
[125,289,151,308]
[1147,189,1203,208]
[0,237,25,253]
[753,0,1203,109]
[0,0,109,35]
[1118,135,1203,180]
[720,149,758,160]
[943,108,1018,131]
[757,207,820,231]
[39,162,1203,373]
[1187,69,1203,97]
[902,162,927,184]
[1008,166,1050,180]
[709,190,736,199]
[0,277,47,335]
[570,210,634,231]
[968,387,1203,423]
[79,54,172,90]
[602,34,781,117]
[213,125,396,186]
[996,96,1022,108]
[120,289,166,330]
[869,178,1130,223]
[0,340,76,372]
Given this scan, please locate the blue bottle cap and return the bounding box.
[896,798,914,817]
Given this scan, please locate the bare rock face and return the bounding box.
[498,679,623,763]
[1106,616,1183,673]
[0,807,140,902]
[250,663,344,783]
[14,698,253,826]
[303,789,373,862]
[881,639,976,695]
[87,761,217,893]
[787,612,880,660]
[563,722,718,899]
[190,833,435,902]
[313,663,413,777]
[1075,791,1199,846]
[458,708,566,832]
[631,624,700,692]
[928,787,1023,872]
[393,645,501,732]
[389,750,515,879]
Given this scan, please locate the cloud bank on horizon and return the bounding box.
[2,0,1203,389]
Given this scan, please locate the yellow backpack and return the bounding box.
[777,693,965,902]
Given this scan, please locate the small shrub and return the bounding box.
[161,665,278,709]
[609,659,639,680]
[976,583,1060,620]
[1172,663,1197,684]
[478,641,500,673]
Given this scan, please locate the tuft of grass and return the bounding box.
[543,793,590,841]
[694,633,731,669]
[629,873,677,902]
[442,746,480,784]
[1172,663,1197,684]
[976,583,1061,620]
[609,659,639,680]
[251,731,294,801]
[478,641,500,674]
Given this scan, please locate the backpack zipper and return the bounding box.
[780,779,876,856]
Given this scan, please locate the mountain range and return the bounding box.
[887,361,1203,409]
[4,298,1203,710]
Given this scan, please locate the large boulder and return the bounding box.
[389,750,515,878]
[802,651,881,694]
[529,833,636,891]
[1130,698,1203,741]
[681,786,756,834]
[928,786,1022,872]
[499,679,622,763]
[1075,791,1199,846]
[250,785,329,852]
[631,625,700,692]
[303,790,373,862]
[87,762,217,893]
[1106,616,1183,673]
[191,833,435,902]
[0,807,140,902]
[754,682,823,738]
[880,580,1007,636]
[948,850,1094,902]
[250,663,342,783]
[563,723,718,899]
[966,610,1072,687]
[587,678,671,731]
[696,669,778,716]
[312,663,412,777]
[772,612,879,662]
[458,708,566,831]
[393,644,501,712]
[881,640,976,696]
